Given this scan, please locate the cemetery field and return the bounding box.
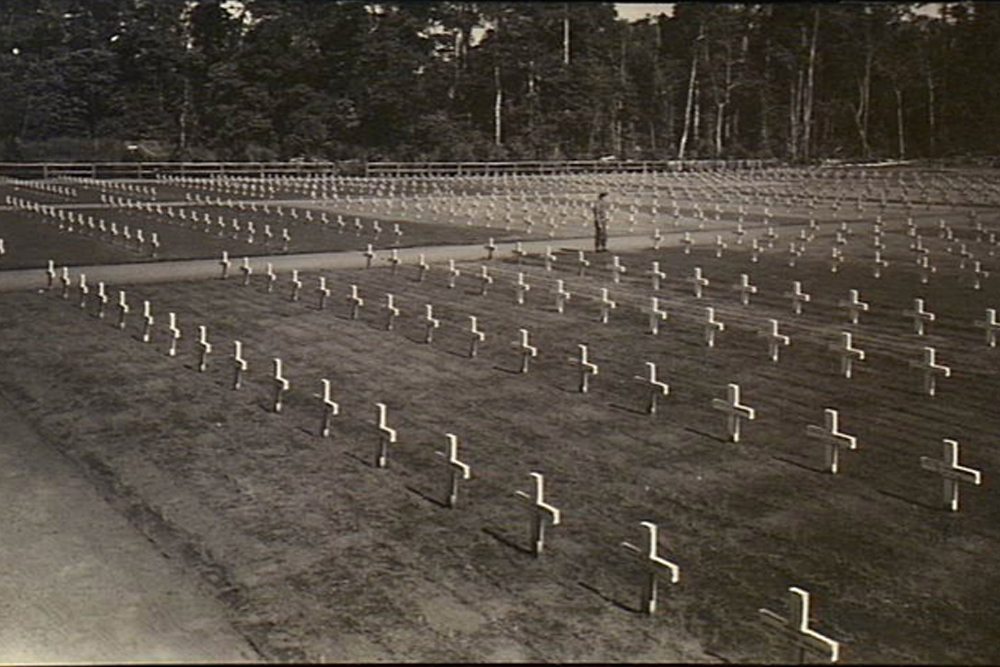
[1,183,1000,663]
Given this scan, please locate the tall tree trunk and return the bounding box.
[802,6,820,160]
[563,3,570,66]
[494,65,502,147]
[678,29,701,159]
[895,85,905,159]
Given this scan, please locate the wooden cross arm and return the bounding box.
[920,457,982,484]
[274,377,290,391]
[437,451,472,479]
[379,425,398,442]
[806,425,857,449]
[758,609,841,662]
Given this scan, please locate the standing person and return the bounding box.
[593,192,610,252]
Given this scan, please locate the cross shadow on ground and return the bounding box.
[482,526,534,556]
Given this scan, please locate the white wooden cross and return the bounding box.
[484,237,497,260]
[904,298,935,336]
[512,328,538,373]
[829,247,843,274]
[387,248,401,276]
[634,361,669,415]
[141,300,154,343]
[543,246,557,272]
[703,307,725,348]
[599,288,617,324]
[610,255,627,284]
[438,434,471,508]
[910,346,950,397]
[232,340,247,390]
[116,290,130,330]
[240,256,252,286]
[197,325,212,372]
[872,250,888,279]
[647,297,667,335]
[374,402,396,468]
[921,439,982,512]
[272,358,289,413]
[830,332,864,379]
[975,308,1000,347]
[550,279,570,314]
[652,227,663,250]
[714,234,727,258]
[265,263,277,293]
[649,261,666,291]
[576,250,590,277]
[94,282,109,319]
[167,312,181,357]
[971,260,989,290]
[681,231,694,254]
[467,315,485,358]
[45,259,56,290]
[787,241,802,268]
[688,267,709,299]
[512,241,527,265]
[416,253,430,282]
[384,293,400,331]
[281,227,291,252]
[347,284,364,320]
[838,289,869,325]
[515,272,531,305]
[447,259,461,288]
[758,318,790,363]
[712,383,755,443]
[759,587,840,663]
[621,521,680,615]
[423,304,440,343]
[58,266,70,299]
[750,237,761,263]
[569,343,599,393]
[807,408,857,474]
[290,270,302,302]
[917,255,936,285]
[514,472,561,556]
[316,277,331,310]
[319,379,340,437]
[734,273,758,306]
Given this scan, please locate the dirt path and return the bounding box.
[0,392,259,663]
[0,226,786,292]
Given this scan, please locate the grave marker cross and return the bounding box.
[116,290,130,330]
[904,298,935,336]
[910,346,950,397]
[569,343,599,393]
[467,315,485,358]
[734,273,758,306]
[374,402,396,468]
[320,379,340,437]
[232,340,247,389]
[920,439,982,512]
[758,319,790,363]
[806,408,857,474]
[622,521,680,615]
[759,587,840,664]
[703,307,725,348]
[688,267,709,299]
[634,361,669,414]
[975,308,1000,347]
[512,329,538,373]
[272,358,289,413]
[712,383,755,443]
[514,472,561,557]
[438,434,471,508]
[838,289,870,325]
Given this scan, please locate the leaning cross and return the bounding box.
[806,408,857,474]
[514,472,561,556]
[374,402,396,468]
[910,346,950,397]
[920,439,982,512]
[569,343,599,393]
[272,358,289,413]
[634,361,669,415]
[437,433,471,508]
[319,379,340,437]
[904,298,935,336]
[758,318,790,363]
[759,587,840,664]
[621,521,680,614]
[712,383,755,443]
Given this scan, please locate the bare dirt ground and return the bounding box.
[1,170,999,663]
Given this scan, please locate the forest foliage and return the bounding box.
[0,1,997,162]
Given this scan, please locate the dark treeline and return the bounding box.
[0,1,997,163]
